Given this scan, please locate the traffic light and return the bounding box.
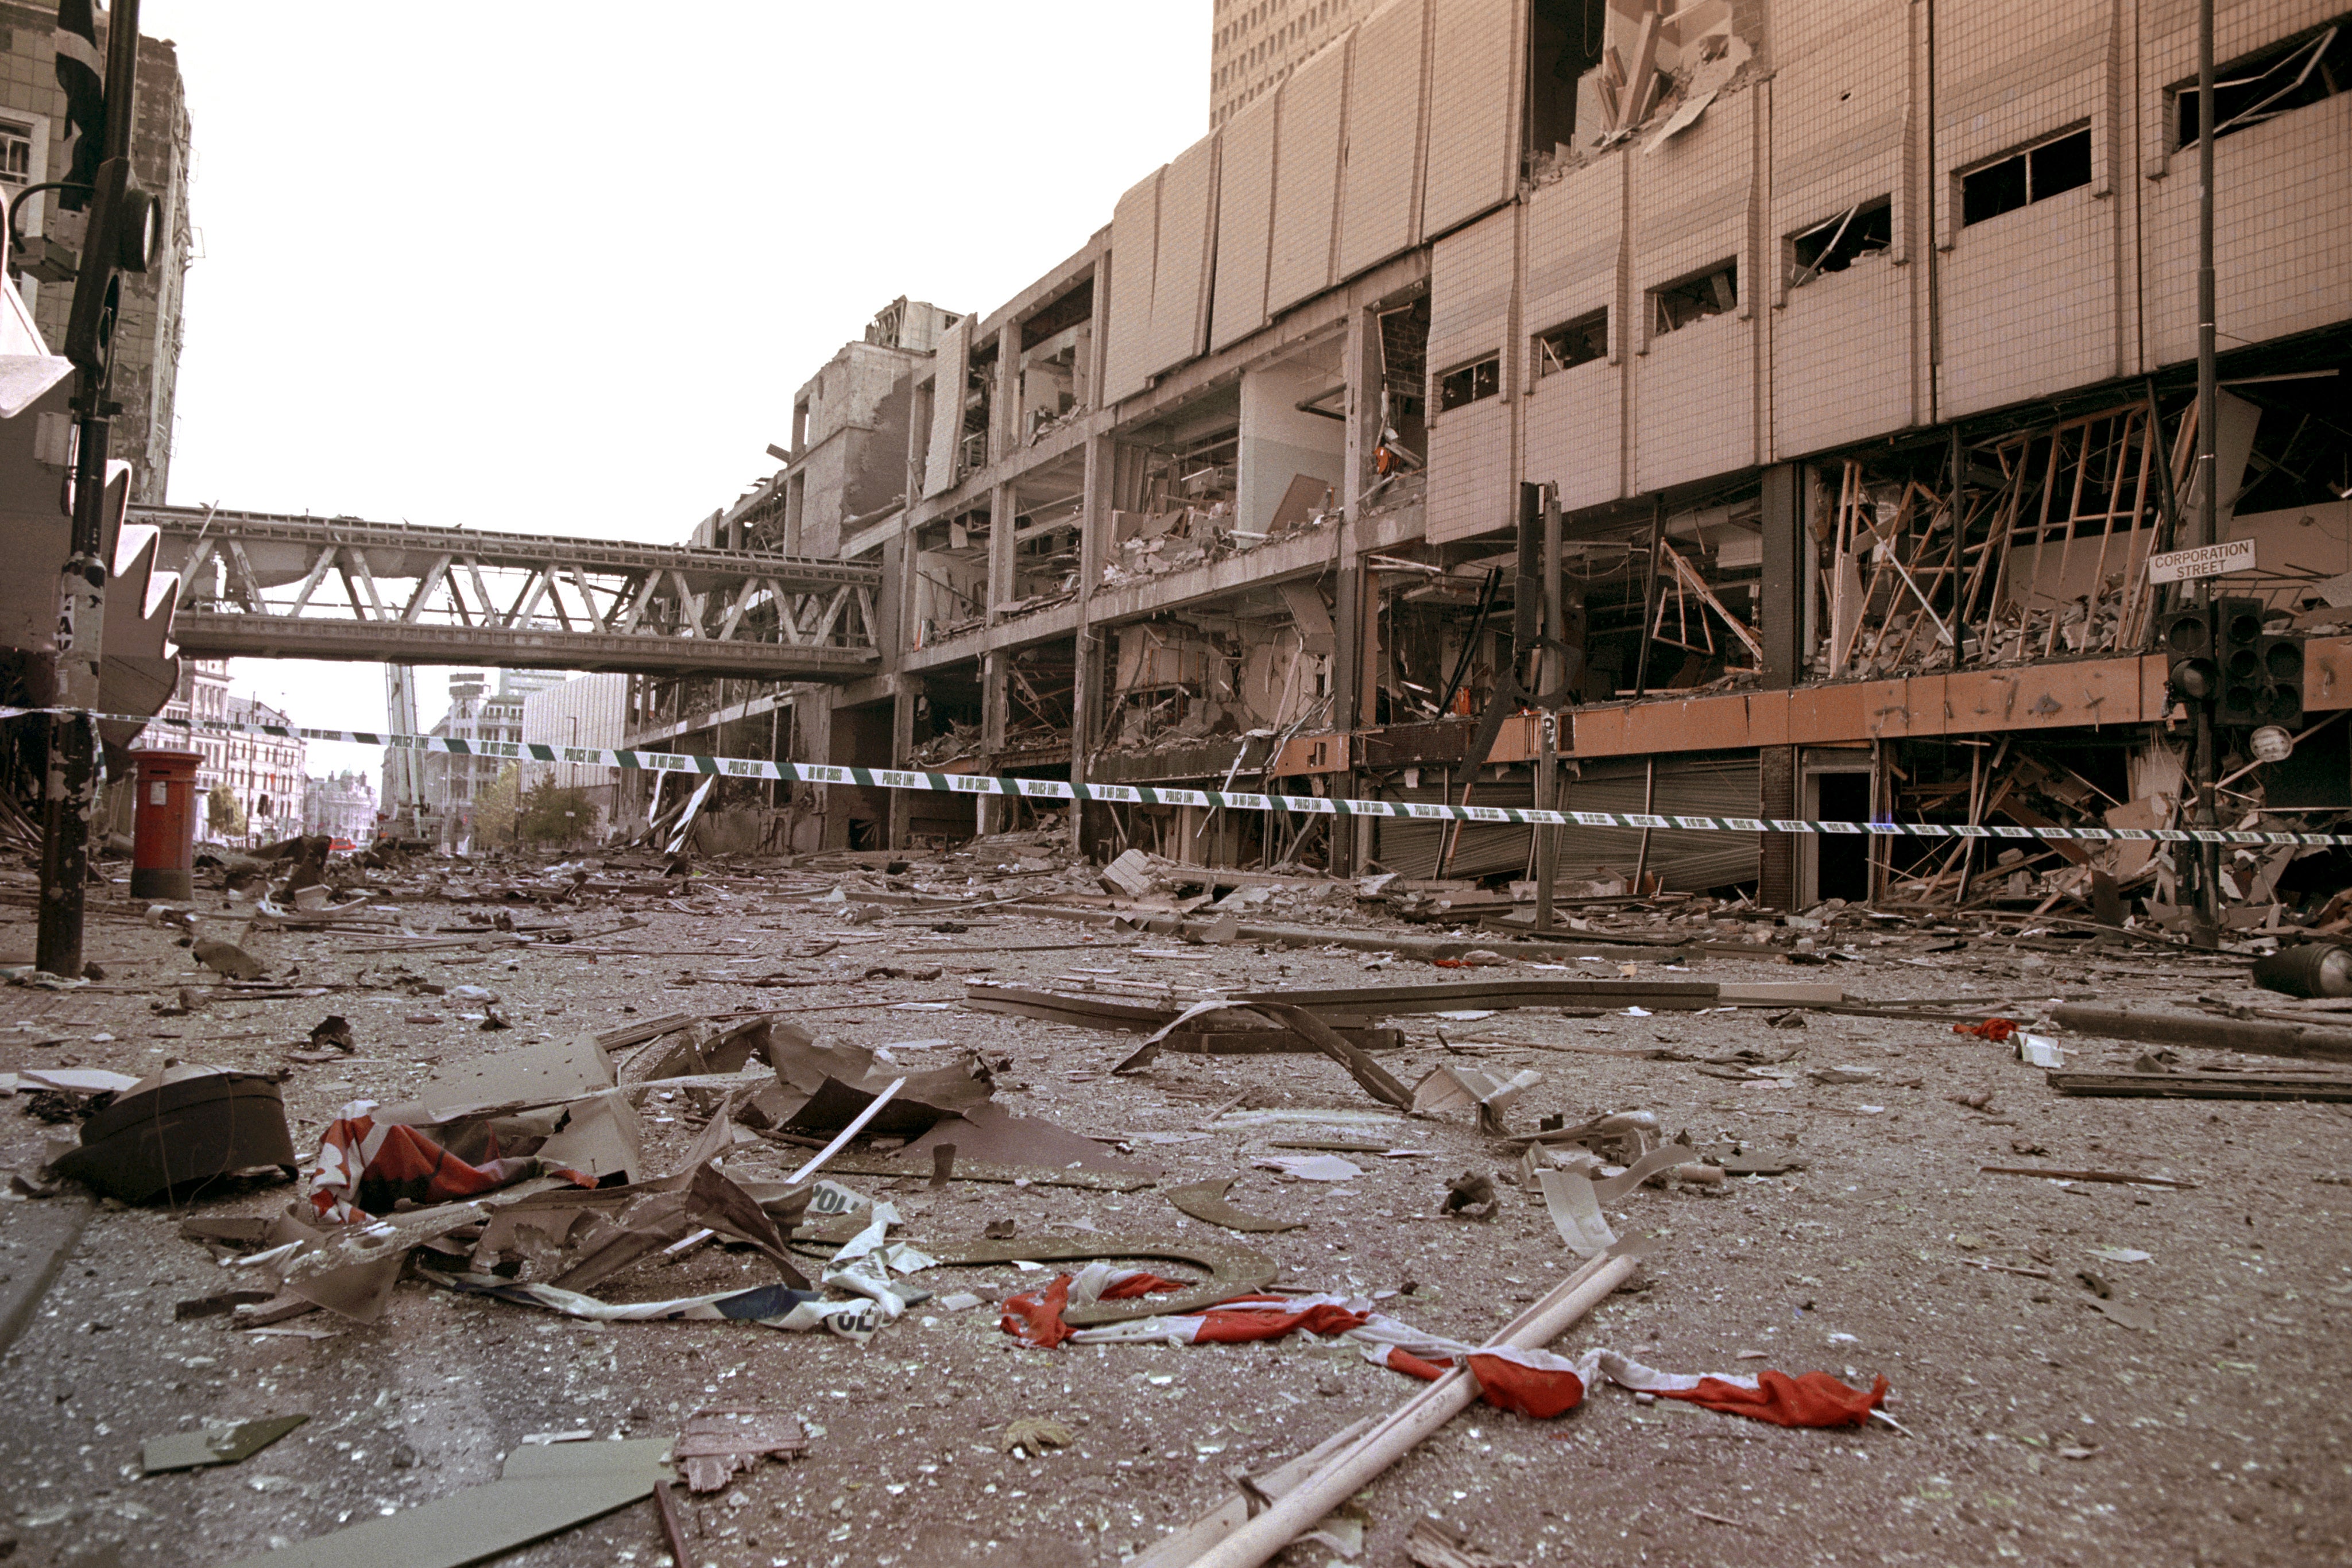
[2215,598,2269,728]
[2158,605,2218,709]
[2254,630,2305,729]
[2210,597,2304,729]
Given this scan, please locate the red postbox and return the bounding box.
[129,749,203,901]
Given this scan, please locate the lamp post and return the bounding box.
[2187,0,2221,946]
[36,0,147,977]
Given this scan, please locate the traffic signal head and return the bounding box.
[2158,605,2217,707]
[2214,597,2277,728]
[2253,632,2305,729]
[2208,596,2303,730]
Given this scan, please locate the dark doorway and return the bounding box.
[1813,772,1873,904]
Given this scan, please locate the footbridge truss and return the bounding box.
[140,507,882,679]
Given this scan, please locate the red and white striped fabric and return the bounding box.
[1000,1264,1193,1348]
[1001,1271,1888,1428]
[308,1109,590,1223]
[1584,1349,1890,1427]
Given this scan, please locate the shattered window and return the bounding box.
[0,119,32,187]
[1534,309,1608,377]
[1649,260,1736,337]
[1437,353,1500,412]
[1787,198,1892,287]
[1960,127,2091,227]
[2177,20,2349,146]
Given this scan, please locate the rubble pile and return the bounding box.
[1,827,2346,1567]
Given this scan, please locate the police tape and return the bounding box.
[7,705,2336,847]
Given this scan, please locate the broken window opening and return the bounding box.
[959,344,996,474]
[2176,20,2349,148]
[1437,354,1501,413]
[1526,0,1610,167]
[1376,296,1430,477]
[1101,429,1253,588]
[1959,126,2091,228]
[1786,198,1893,288]
[1649,260,1737,338]
[1534,309,1608,377]
[1008,468,1086,613]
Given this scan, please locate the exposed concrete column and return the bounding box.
[1069,431,1113,855]
[887,676,923,849]
[1078,432,1110,599]
[993,322,1023,467]
[819,705,853,851]
[1759,462,1806,689]
[1328,563,1364,877]
[977,650,1009,835]
[1342,303,1382,513]
[985,483,1015,626]
[1334,303,1382,873]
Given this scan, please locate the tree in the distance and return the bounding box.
[205,784,245,840]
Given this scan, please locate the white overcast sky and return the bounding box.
[136,1,1210,792]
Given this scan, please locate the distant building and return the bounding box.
[303,770,374,843]
[521,672,628,837]
[140,660,303,842]
[218,694,303,842]
[423,669,574,846]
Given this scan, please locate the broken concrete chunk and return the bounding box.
[1098,847,1159,900]
[675,1406,808,1493]
[193,939,266,981]
[998,1416,1074,1457]
[1441,1171,1501,1222]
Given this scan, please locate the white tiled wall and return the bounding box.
[1522,157,1625,511]
[1335,0,1427,278]
[1210,91,1280,351]
[1267,40,1350,314]
[1428,207,1520,544]
[1632,91,1757,492]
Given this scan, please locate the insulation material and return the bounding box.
[1144,134,1220,381]
[1420,0,1522,237]
[1209,89,1279,351]
[1335,0,1428,280]
[1265,40,1348,315]
[1100,169,1163,406]
[920,314,970,499]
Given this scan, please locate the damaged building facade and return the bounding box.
[629,0,2352,921]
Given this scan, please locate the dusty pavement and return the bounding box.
[2,853,2349,1568]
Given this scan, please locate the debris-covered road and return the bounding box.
[2,837,2347,1567]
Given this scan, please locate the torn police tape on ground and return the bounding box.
[8,705,2328,843]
